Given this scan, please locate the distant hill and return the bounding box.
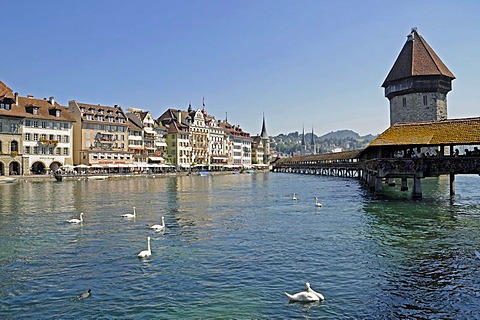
[271,129,377,156]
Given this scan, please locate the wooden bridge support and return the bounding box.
[450,173,455,195]
[412,176,422,198]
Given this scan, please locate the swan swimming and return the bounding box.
[315,197,322,207]
[150,216,165,232]
[122,207,136,219]
[285,282,325,302]
[79,289,91,300]
[68,212,83,223]
[292,193,298,201]
[138,237,152,258]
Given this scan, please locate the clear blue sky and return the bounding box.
[2,0,480,136]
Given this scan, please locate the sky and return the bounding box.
[2,0,480,137]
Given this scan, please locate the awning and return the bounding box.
[155,142,167,147]
[148,157,164,162]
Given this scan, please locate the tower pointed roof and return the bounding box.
[260,113,269,139]
[301,125,306,146]
[382,28,455,87]
[311,126,315,145]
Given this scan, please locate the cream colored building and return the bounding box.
[68,100,133,166]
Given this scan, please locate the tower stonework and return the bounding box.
[383,29,455,125]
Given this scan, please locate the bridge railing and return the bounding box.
[364,157,480,177]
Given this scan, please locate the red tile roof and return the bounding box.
[382,29,455,87]
[0,81,14,100]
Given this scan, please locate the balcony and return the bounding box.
[39,138,59,146]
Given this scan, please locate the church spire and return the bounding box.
[311,126,316,154]
[260,112,269,139]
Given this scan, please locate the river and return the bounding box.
[0,172,479,319]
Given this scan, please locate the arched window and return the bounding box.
[10,140,18,152]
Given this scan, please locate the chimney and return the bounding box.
[27,94,34,98]
[178,111,182,123]
[14,92,18,105]
[49,96,55,105]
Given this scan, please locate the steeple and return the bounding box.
[260,113,269,139]
[382,28,455,125]
[311,126,316,154]
[301,125,306,154]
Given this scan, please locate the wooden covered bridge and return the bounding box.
[272,117,480,198]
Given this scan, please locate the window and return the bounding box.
[0,123,2,132]
[33,108,39,115]
[55,148,61,155]
[63,148,69,156]
[56,110,61,117]
[33,134,39,141]
[10,141,19,152]
[423,95,428,106]
[25,120,31,127]
[41,134,47,140]
[25,133,31,141]
[48,147,54,155]
[402,97,406,107]
[32,121,38,128]
[33,146,39,154]
[97,115,104,121]
[85,114,93,120]
[41,122,47,128]
[24,146,30,154]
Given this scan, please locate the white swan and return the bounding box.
[138,236,152,258]
[292,193,298,201]
[150,216,165,231]
[68,212,83,223]
[315,197,322,207]
[285,282,324,302]
[122,207,136,219]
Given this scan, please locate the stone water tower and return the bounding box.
[382,28,455,125]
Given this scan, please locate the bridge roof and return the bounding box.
[369,117,480,147]
[275,150,363,164]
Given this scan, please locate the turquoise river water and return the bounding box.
[0,172,479,319]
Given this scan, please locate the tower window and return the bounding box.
[402,97,406,107]
[423,95,427,105]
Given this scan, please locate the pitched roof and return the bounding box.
[72,101,128,124]
[382,29,455,87]
[15,96,76,122]
[0,81,14,100]
[368,117,480,146]
[275,150,364,164]
[260,114,269,139]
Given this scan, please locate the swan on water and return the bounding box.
[138,237,152,258]
[79,289,91,300]
[150,216,165,231]
[292,193,298,201]
[315,197,322,207]
[285,282,324,302]
[122,207,136,219]
[68,212,83,223]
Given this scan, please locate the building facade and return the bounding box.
[68,101,133,166]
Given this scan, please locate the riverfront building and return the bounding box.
[0,81,75,175]
[68,101,133,166]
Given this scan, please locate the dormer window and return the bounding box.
[56,110,62,117]
[0,102,11,110]
[97,115,104,121]
[80,107,86,112]
[88,108,95,113]
[98,109,104,114]
[33,107,39,115]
